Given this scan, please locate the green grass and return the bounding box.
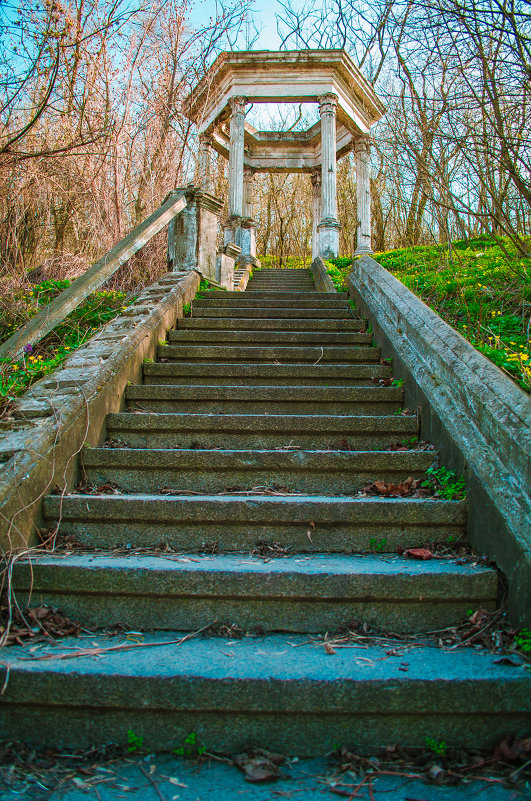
[0,280,133,417]
[257,255,309,269]
[328,237,531,392]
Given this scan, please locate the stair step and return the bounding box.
[12,552,497,633]
[157,344,380,362]
[44,494,466,551]
[193,298,347,308]
[168,330,373,345]
[81,447,436,494]
[177,317,365,330]
[106,412,419,450]
[207,292,328,300]
[192,307,353,318]
[125,384,402,414]
[2,633,527,754]
[142,362,391,386]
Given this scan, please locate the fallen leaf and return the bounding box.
[234,748,285,783]
[168,777,187,787]
[493,656,523,666]
[403,548,433,560]
[324,642,336,655]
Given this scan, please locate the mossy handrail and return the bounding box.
[0,190,187,362]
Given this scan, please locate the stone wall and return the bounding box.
[0,270,200,553]
[348,255,531,624]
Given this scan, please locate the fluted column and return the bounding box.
[355,136,373,254]
[228,96,247,220]
[197,133,214,192]
[243,165,254,218]
[311,168,322,260]
[317,93,340,258]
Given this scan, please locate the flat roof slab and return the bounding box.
[184,50,385,136]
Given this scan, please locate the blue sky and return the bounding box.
[189,0,283,51]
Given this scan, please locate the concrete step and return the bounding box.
[125,384,402,414]
[2,632,526,754]
[44,494,466,551]
[192,307,354,319]
[207,291,327,298]
[194,298,346,308]
[142,362,391,386]
[106,412,419,450]
[12,552,496,633]
[157,344,380,363]
[167,330,373,346]
[177,317,366,331]
[81,447,436,495]
[2,633,526,754]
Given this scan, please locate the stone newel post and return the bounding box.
[355,137,373,254]
[317,93,340,259]
[311,168,322,260]
[228,96,247,220]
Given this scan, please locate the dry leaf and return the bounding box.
[324,642,336,655]
[403,548,434,560]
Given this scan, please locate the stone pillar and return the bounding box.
[355,136,373,255]
[239,166,259,266]
[167,186,223,281]
[227,96,246,221]
[197,133,214,192]
[311,168,322,260]
[317,93,340,259]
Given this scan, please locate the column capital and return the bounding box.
[310,166,322,187]
[318,93,338,115]
[354,135,371,156]
[229,96,247,116]
[199,132,214,147]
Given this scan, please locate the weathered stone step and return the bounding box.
[3,633,526,754]
[12,552,496,633]
[142,362,391,386]
[106,412,419,450]
[125,384,401,414]
[213,292,325,300]
[157,344,379,362]
[168,330,373,346]
[192,307,354,319]
[81,447,435,494]
[193,298,347,308]
[177,317,365,331]
[44,494,466,551]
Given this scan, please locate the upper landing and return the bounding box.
[183,49,385,137]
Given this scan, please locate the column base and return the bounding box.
[354,245,373,256]
[318,220,340,259]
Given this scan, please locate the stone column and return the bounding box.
[355,136,373,255]
[239,165,259,266]
[317,93,340,258]
[197,133,214,192]
[227,96,247,221]
[311,168,322,260]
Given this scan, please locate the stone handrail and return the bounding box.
[310,257,337,293]
[348,254,531,624]
[0,190,187,362]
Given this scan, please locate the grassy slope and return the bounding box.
[0,280,133,417]
[328,237,531,393]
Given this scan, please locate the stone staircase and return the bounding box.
[3,267,530,754]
